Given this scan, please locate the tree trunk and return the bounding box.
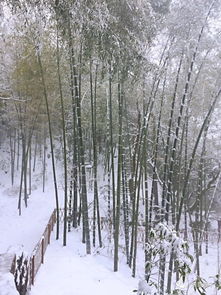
[114,74,123,272]
[37,51,60,240]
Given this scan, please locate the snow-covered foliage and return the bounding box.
[14,253,29,295]
[137,279,152,295]
[143,223,193,294]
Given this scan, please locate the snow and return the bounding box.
[0,273,19,295]
[138,280,151,294]
[0,185,55,254]
[0,155,138,295]
[30,230,138,295]
[0,150,221,295]
[0,254,19,295]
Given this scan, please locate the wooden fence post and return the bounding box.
[48,224,51,245]
[41,238,44,264]
[29,258,32,289]
[53,209,56,228]
[31,256,35,285]
[10,255,16,274]
[12,209,57,294]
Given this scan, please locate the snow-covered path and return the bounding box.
[30,230,138,295]
[0,173,138,295]
[0,186,55,254]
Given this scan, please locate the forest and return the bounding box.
[1,0,221,294]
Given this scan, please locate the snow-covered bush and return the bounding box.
[137,279,152,294]
[14,253,29,295]
[142,223,193,294]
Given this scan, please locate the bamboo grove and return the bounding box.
[1,0,221,293]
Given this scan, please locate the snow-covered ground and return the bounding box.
[0,186,55,254]
[0,153,139,295]
[1,180,220,295]
[0,150,221,295]
[0,178,139,295]
[30,230,138,295]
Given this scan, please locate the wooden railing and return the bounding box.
[13,209,57,295]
